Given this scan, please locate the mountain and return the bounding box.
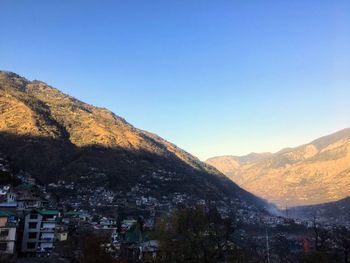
[206,153,272,177]
[206,129,350,207]
[288,197,350,226]
[289,197,350,224]
[0,71,265,208]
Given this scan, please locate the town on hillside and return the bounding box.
[1,153,350,263]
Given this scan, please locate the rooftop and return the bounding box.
[39,210,59,216]
[26,208,59,216]
[64,211,81,217]
[0,210,16,217]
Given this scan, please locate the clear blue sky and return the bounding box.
[1,1,349,160]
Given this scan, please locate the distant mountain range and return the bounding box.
[207,128,350,207]
[0,71,265,208]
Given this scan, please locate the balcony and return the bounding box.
[42,217,57,222]
[39,237,54,242]
[40,227,55,232]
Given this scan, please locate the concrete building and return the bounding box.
[21,209,59,257]
[0,210,18,255]
[7,184,43,211]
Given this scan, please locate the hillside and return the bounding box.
[206,153,272,179]
[206,129,350,207]
[289,197,350,225]
[0,71,265,207]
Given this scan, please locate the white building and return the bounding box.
[21,209,59,257]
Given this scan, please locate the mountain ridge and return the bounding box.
[206,128,350,207]
[0,70,265,208]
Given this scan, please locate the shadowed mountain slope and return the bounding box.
[0,71,265,207]
[289,197,350,225]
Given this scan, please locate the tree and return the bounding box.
[300,251,329,263]
[153,206,243,263]
[272,234,290,263]
[80,233,121,263]
[334,226,350,263]
[312,217,330,252]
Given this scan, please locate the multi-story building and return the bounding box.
[0,210,18,256]
[21,209,59,257]
[7,184,43,211]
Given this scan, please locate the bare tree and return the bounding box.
[334,226,350,263]
[312,216,329,252]
[154,206,244,263]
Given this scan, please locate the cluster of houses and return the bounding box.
[95,217,159,262]
[0,181,161,262]
[0,183,62,260]
[0,161,186,261]
[2,156,344,262]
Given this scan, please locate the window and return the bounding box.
[30,214,38,219]
[0,229,9,237]
[27,242,36,249]
[28,222,37,229]
[0,242,7,251]
[28,232,37,239]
